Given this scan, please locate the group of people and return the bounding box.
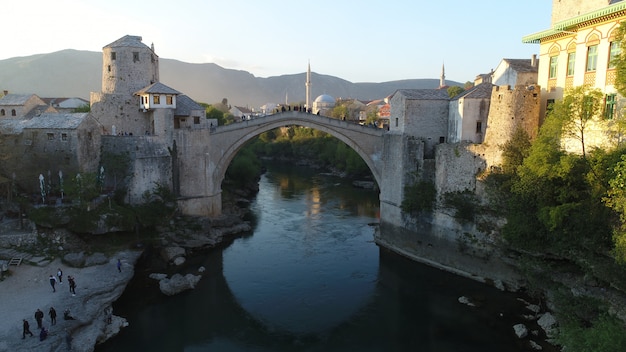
[22,307,73,349]
[48,268,77,296]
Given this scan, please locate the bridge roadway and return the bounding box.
[176,111,386,217]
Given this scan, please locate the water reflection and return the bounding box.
[98,163,554,352]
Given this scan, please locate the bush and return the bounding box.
[401,181,436,214]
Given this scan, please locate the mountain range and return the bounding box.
[0,49,461,108]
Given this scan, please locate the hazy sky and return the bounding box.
[3,0,552,83]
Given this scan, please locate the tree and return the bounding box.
[551,85,604,158]
[614,22,626,97]
[447,86,464,98]
[331,105,349,120]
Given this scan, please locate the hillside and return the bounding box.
[0,49,461,107]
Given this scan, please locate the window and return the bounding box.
[194,116,200,124]
[395,118,398,127]
[11,109,16,116]
[567,52,576,76]
[153,95,160,104]
[586,44,598,71]
[0,109,4,116]
[476,121,482,133]
[107,65,111,72]
[166,95,173,105]
[111,52,116,60]
[439,136,445,143]
[549,56,558,78]
[61,133,68,141]
[609,41,621,69]
[605,94,617,119]
[47,133,54,140]
[133,52,139,62]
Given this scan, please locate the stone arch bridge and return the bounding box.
[175,111,386,217]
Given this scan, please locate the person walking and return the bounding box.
[117,259,122,273]
[22,319,34,339]
[57,268,63,284]
[68,275,76,296]
[34,309,44,329]
[49,274,57,292]
[49,307,57,325]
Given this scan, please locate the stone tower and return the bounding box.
[90,35,160,136]
[101,35,159,95]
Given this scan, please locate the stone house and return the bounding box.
[0,93,54,118]
[0,112,101,193]
[448,82,494,144]
[491,57,539,87]
[389,89,450,158]
[230,106,254,120]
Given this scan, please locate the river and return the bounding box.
[98,163,555,351]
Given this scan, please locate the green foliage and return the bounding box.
[401,180,436,214]
[64,173,100,204]
[447,86,464,98]
[225,146,262,187]
[72,104,90,113]
[555,292,626,352]
[251,127,369,177]
[551,85,604,157]
[331,105,349,120]
[500,127,532,174]
[443,190,478,223]
[614,22,626,97]
[100,152,130,191]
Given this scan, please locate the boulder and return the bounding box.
[63,252,86,267]
[537,312,558,338]
[85,252,108,266]
[159,273,201,296]
[149,273,168,281]
[160,246,186,262]
[513,323,528,338]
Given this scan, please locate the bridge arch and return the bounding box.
[177,111,385,217]
[213,111,384,189]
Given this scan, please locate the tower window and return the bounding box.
[476,121,482,133]
[47,133,54,140]
[166,95,173,105]
[111,52,116,60]
[0,109,4,116]
[107,65,111,72]
[11,109,16,116]
[194,116,200,124]
[61,133,68,141]
[133,52,139,62]
[153,95,160,104]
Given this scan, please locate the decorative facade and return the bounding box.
[523,0,626,151]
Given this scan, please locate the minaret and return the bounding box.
[439,62,446,88]
[305,61,311,111]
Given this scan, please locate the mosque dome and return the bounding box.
[314,94,335,104]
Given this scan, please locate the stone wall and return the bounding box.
[101,135,172,205]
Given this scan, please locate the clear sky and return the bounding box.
[2,0,552,83]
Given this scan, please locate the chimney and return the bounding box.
[531,54,537,68]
